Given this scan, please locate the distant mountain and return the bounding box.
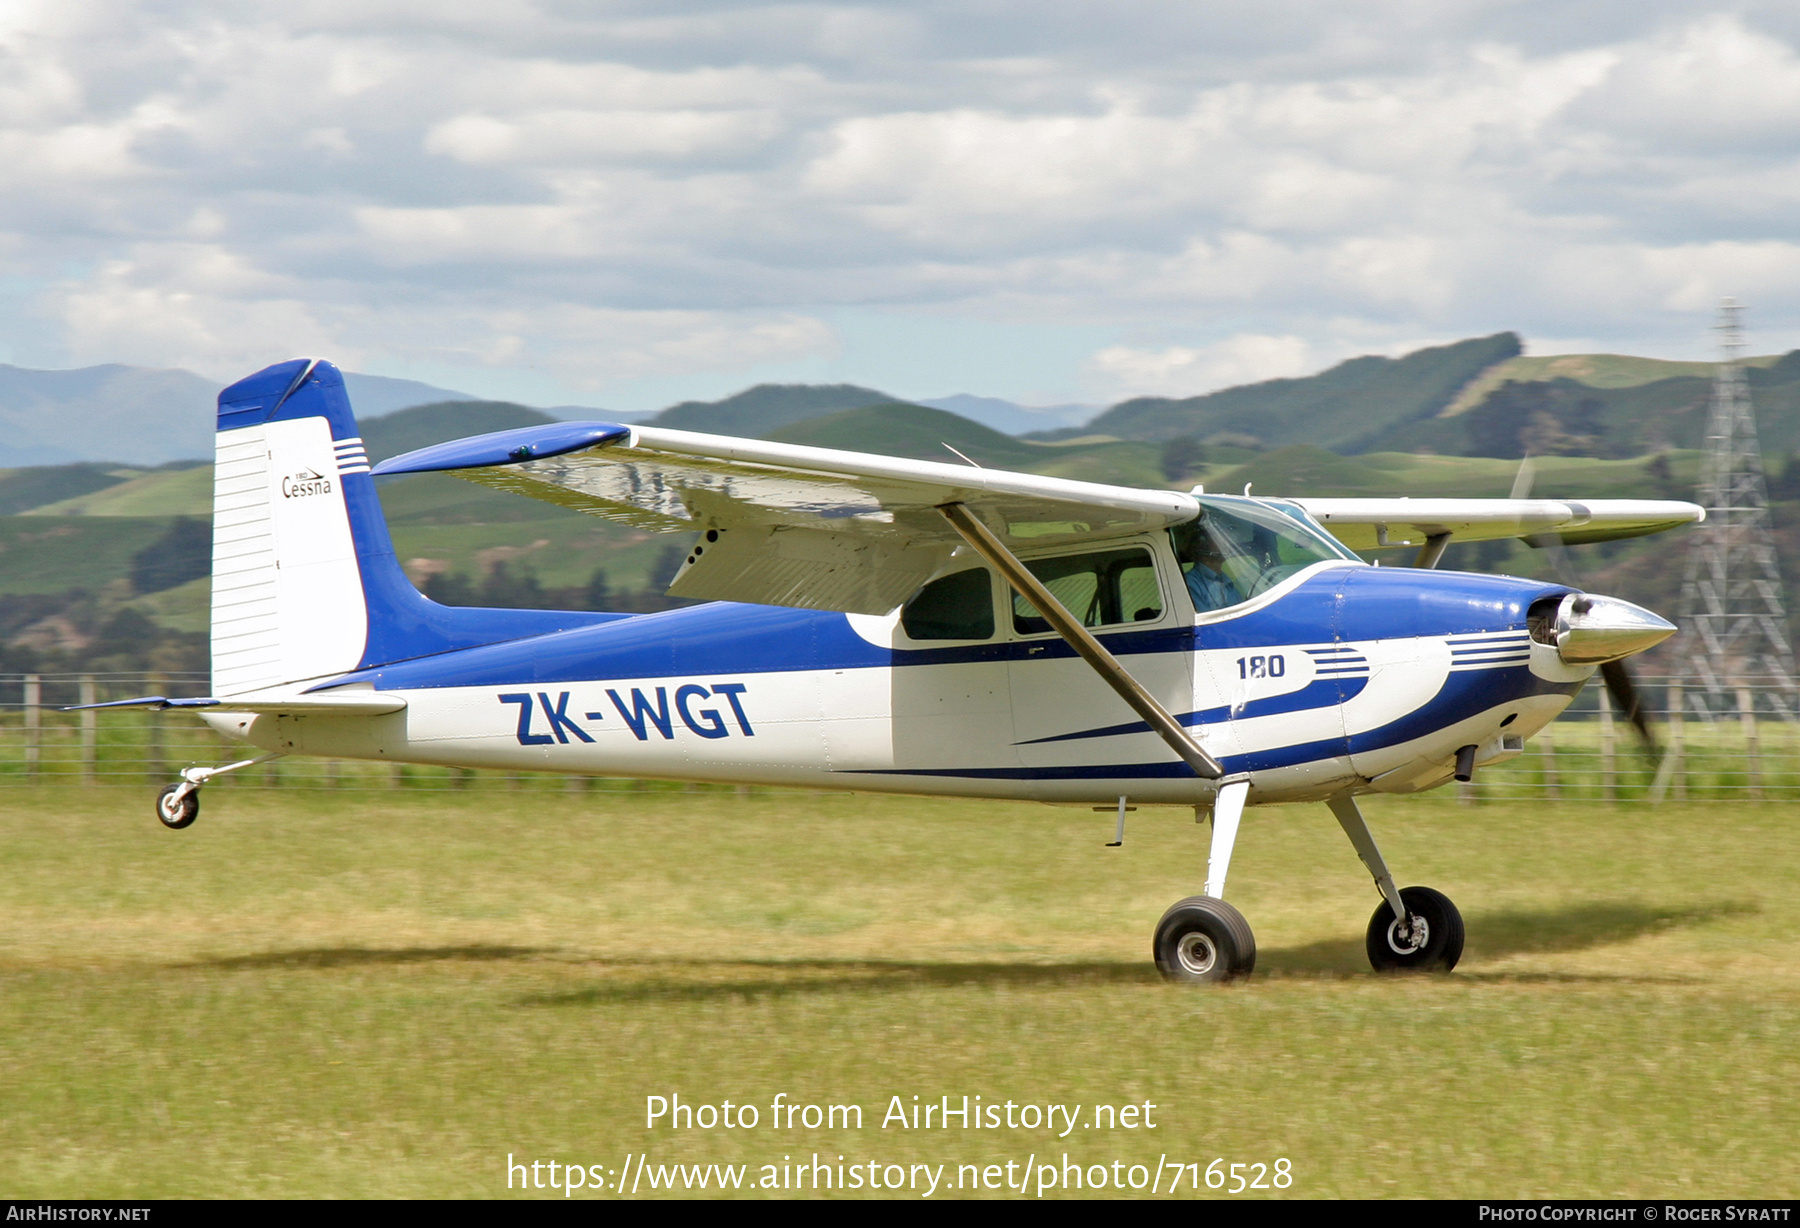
[646,384,899,436]
[1078,333,1523,452]
[539,404,642,422]
[0,364,219,466]
[341,374,482,417]
[0,362,484,466]
[914,394,1101,435]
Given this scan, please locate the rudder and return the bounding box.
[211,359,373,696]
[210,358,618,698]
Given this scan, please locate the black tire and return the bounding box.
[156,783,198,830]
[1153,896,1257,984]
[1365,886,1463,972]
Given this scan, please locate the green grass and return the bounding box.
[0,784,1795,1198]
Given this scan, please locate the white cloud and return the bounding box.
[1088,334,1322,400]
[52,251,351,378]
[2,4,1799,403]
[426,108,780,164]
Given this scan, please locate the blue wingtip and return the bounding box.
[371,422,633,477]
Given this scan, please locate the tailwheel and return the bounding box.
[1366,885,1464,972]
[155,783,199,830]
[1154,896,1257,984]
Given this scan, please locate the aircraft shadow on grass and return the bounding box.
[520,960,1160,1007]
[190,945,552,971]
[1258,900,1757,980]
[179,899,1751,994]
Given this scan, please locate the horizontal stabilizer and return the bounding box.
[66,696,223,712]
[370,422,633,476]
[67,692,406,716]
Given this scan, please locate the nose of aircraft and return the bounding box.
[1550,592,1677,664]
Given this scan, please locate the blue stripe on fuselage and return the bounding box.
[1018,674,1370,745]
[849,662,1584,781]
[315,567,1571,692]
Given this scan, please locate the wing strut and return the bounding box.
[1413,532,1452,569]
[937,501,1224,781]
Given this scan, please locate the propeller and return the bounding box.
[1513,458,1658,754]
[1599,658,1655,750]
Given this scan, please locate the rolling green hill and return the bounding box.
[1414,351,1800,459]
[0,462,198,516]
[25,465,212,517]
[1073,333,1522,451]
[648,383,898,436]
[764,402,1043,467]
[1439,350,1790,416]
[1210,444,1698,500]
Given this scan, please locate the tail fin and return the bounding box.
[210,358,612,697]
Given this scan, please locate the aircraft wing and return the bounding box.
[373,421,1196,615]
[1290,498,1704,551]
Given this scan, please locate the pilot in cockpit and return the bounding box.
[1172,518,1246,613]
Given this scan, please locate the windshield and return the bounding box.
[1170,496,1357,613]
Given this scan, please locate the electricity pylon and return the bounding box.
[1674,299,1799,721]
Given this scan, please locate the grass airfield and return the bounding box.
[1,783,1796,1199]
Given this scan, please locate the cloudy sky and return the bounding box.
[4,1,1800,413]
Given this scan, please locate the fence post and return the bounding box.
[1647,680,1683,805]
[145,674,167,783]
[1737,684,1762,800]
[1670,681,1687,802]
[79,675,97,785]
[1538,724,1560,800]
[1597,685,1616,806]
[23,674,40,779]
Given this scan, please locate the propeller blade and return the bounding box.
[1600,658,1656,752]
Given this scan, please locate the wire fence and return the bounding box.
[2,672,1797,802]
[0,673,740,796]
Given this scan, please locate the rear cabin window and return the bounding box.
[1011,547,1163,635]
[901,567,995,640]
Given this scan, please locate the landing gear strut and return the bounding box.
[151,753,283,830]
[1155,776,1256,984]
[1329,793,1464,972]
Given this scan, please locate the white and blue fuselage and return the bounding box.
[223,559,1588,807]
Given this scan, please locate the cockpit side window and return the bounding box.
[1010,547,1163,635]
[901,567,995,640]
[1170,497,1354,613]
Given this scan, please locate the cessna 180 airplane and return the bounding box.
[87,358,1702,983]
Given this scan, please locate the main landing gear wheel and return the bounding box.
[1366,885,1464,972]
[1154,896,1257,984]
[155,783,199,830]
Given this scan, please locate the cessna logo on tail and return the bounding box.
[281,469,334,499]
